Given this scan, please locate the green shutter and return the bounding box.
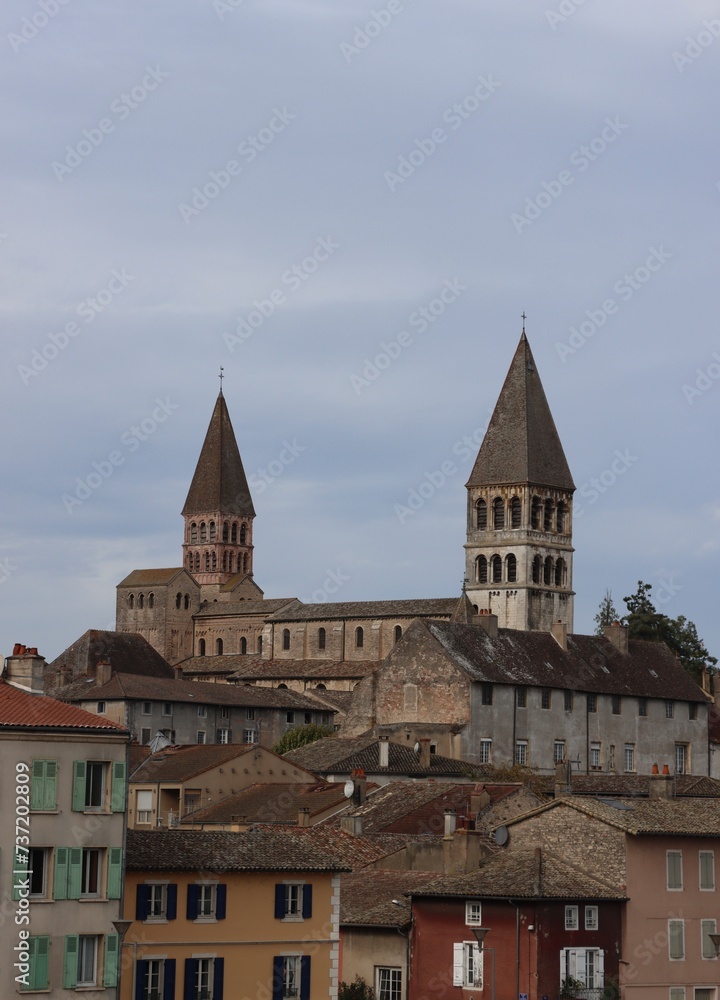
[107,848,123,899]
[72,761,87,812]
[67,848,82,899]
[103,934,119,987]
[53,847,68,900]
[30,760,46,810]
[63,935,79,989]
[28,936,50,991]
[111,760,127,812]
[43,760,58,810]
[12,845,28,901]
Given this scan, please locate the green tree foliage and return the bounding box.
[273,723,335,755]
[339,977,374,1000]
[594,588,620,634]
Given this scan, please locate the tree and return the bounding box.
[594,589,620,634]
[273,723,335,755]
[339,977,374,1000]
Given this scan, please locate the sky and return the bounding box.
[2,0,719,662]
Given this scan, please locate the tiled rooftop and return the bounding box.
[0,679,128,732]
[130,744,314,783]
[181,781,349,825]
[266,598,459,623]
[285,733,479,777]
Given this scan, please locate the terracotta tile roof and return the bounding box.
[193,599,296,620]
[182,392,255,517]
[285,734,478,778]
[267,598,459,623]
[229,660,380,681]
[130,744,315,783]
[424,620,707,702]
[0,679,128,732]
[341,870,440,926]
[129,742,153,775]
[126,828,348,871]
[413,849,625,900]
[248,824,416,870]
[533,772,720,799]
[181,781,349,825]
[117,568,188,586]
[47,630,175,683]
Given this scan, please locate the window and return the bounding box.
[479,739,492,765]
[136,790,153,824]
[185,956,224,1000]
[667,851,683,890]
[554,741,565,765]
[283,629,291,651]
[198,639,206,656]
[638,698,648,717]
[465,901,482,925]
[491,554,502,583]
[555,558,565,587]
[452,942,482,988]
[585,906,598,930]
[394,625,403,644]
[587,693,597,713]
[590,743,601,770]
[624,743,635,773]
[286,711,295,724]
[197,731,206,744]
[476,499,487,530]
[176,592,182,608]
[30,759,58,811]
[700,851,715,890]
[29,847,49,897]
[275,883,312,921]
[139,594,144,609]
[609,744,616,771]
[355,627,364,648]
[564,690,573,712]
[611,695,621,715]
[63,934,119,989]
[217,727,231,744]
[516,686,527,708]
[136,958,176,1000]
[532,555,542,583]
[148,593,155,608]
[694,992,715,1000]
[666,700,675,719]
[72,759,125,813]
[556,501,566,532]
[506,553,517,582]
[240,637,247,654]
[318,627,326,650]
[565,905,579,930]
[477,555,488,583]
[675,743,689,775]
[142,701,152,715]
[668,919,685,960]
[702,919,718,959]
[544,556,553,585]
[376,967,402,1000]
[243,729,257,744]
[531,496,542,529]
[544,498,554,532]
[272,955,310,1000]
[220,706,230,720]
[560,948,604,990]
[541,688,551,709]
[510,496,522,528]
[97,700,106,714]
[129,594,135,609]
[670,991,686,1000]
[81,848,101,896]
[216,638,223,655]
[198,705,207,718]
[187,882,226,921]
[23,936,50,991]
[690,703,698,720]
[493,497,504,529]
[481,683,493,706]
[515,740,528,766]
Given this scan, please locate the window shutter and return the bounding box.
[574,949,586,985]
[31,760,46,810]
[216,883,227,920]
[111,761,127,812]
[67,847,82,899]
[597,950,604,986]
[29,936,50,990]
[184,959,198,1000]
[214,957,225,1000]
[103,933,119,987]
[300,956,311,1000]
[53,847,69,900]
[302,883,313,919]
[473,944,483,988]
[72,761,87,811]
[136,884,149,921]
[272,957,284,1000]
[164,959,176,999]
[43,760,58,810]
[186,883,199,920]
[135,960,148,1000]
[167,883,178,920]
[274,884,286,919]
[63,935,79,989]
[12,846,28,900]
[453,943,464,986]
[107,847,123,899]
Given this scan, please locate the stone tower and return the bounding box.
[181,389,256,588]
[464,331,575,631]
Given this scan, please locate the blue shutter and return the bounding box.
[272,957,284,1000]
[302,884,312,919]
[136,884,149,921]
[186,884,199,920]
[135,959,148,999]
[300,956,311,1000]
[164,959,176,999]
[167,883,178,920]
[213,957,225,1000]
[216,883,227,920]
[274,884,286,919]
[184,958,198,1000]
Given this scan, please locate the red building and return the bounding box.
[407,848,625,1000]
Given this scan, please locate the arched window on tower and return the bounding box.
[240,524,247,545]
[532,555,542,584]
[184,594,190,610]
[216,638,223,656]
[511,496,522,529]
[187,554,193,570]
[240,637,247,654]
[282,629,291,651]
[194,553,200,572]
[175,593,182,609]
[555,558,566,587]
[318,627,326,650]
[544,499,554,533]
[198,638,206,656]
[544,556,554,585]
[222,551,227,571]
[200,522,207,542]
[138,594,144,609]
[257,635,263,654]
[148,593,154,609]
[531,496,542,530]
[205,552,211,571]
[190,522,198,543]
[491,555,502,583]
[228,553,234,573]
[476,499,487,530]
[394,625,403,644]
[556,501,566,533]
[506,554,517,583]
[128,594,135,609]
[493,497,505,530]
[209,521,216,541]
[231,522,238,543]
[355,627,364,648]
[222,523,229,542]
[476,555,488,584]
[211,552,217,571]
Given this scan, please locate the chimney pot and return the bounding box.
[651,763,659,775]
[476,613,498,638]
[662,764,670,776]
[418,738,432,770]
[444,809,457,838]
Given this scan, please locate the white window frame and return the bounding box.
[375,966,402,1000]
[141,958,164,1000]
[560,948,604,990]
[701,919,718,960]
[281,954,300,999]
[194,956,215,1000]
[452,942,482,989]
[142,701,152,715]
[243,729,257,744]
[465,901,482,926]
[479,739,492,765]
[554,740,566,765]
[136,789,153,825]
[147,882,168,920]
[590,742,601,770]
[218,728,231,745]
[624,743,635,773]
[668,919,685,960]
[196,730,206,745]
[675,743,689,775]
[77,935,99,986]
[700,850,715,890]
[565,905,579,930]
[669,990,686,1000]
[515,740,528,766]
[585,905,598,930]
[197,705,207,718]
[81,847,102,897]
[667,850,683,890]
[283,882,304,918]
[197,882,218,920]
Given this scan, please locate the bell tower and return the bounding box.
[464,329,575,632]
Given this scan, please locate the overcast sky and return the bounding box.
[2,0,719,662]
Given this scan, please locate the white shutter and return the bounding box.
[474,945,483,988]
[575,949,587,985]
[453,943,464,986]
[596,950,604,989]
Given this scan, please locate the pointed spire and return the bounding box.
[182,392,255,517]
[467,332,574,490]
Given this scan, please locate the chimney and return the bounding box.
[551,620,567,651]
[175,666,184,680]
[554,760,571,797]
[96,659,112,686]
[476,610,498,639]
[418,738,432,770]
[351,769,367,806]
[340,814,363,837]
[444,809,457,839]
[4,645,47,695]
[649,763,674,800]
[470,786,490,815]
[297,808,311,828]
[604,622,629,655]
[378,736,389,769]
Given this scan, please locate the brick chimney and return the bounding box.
[418,738,432,770]
[551,620,567,651]
[604,622,629,655]
[5,645,46,695]
[649,763,674,800]
[476,610,498,639]
[96,658,112,686]
[351,769,367,806]
[297,807,311,828]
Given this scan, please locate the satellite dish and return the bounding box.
[343,780,355,799]
[413,742,420,753]
[494,826,509,847]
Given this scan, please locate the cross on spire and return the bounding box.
[218,366,224,393]
[521,311,527,333]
